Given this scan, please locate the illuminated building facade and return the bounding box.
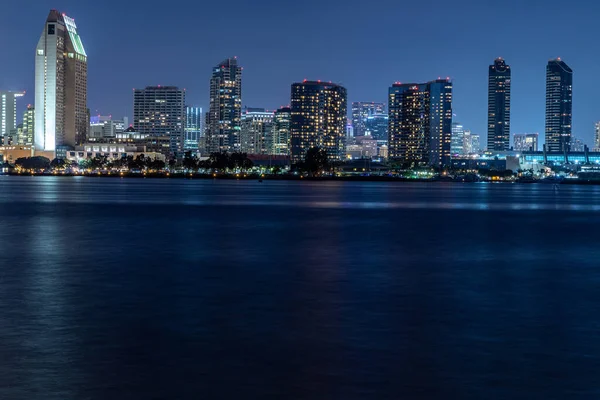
[35,10,87,152]
[488,58,511,151]
[290,81,348,164]
[240,108,274,155]
[595,122,600,152]
[1,91,25,145]
[451,122,465,155]
[352,102,385,137]
[133,86,185,157]
[513,133,539,152]
[184,106,203,153]
[19,106,35,146]
[207,57,242,153]
[545,58,573,152]
[88,116,128,142]
[272,107,291,155]
[364,113,389,141]
[570,136,585,152]
[470,133,481,154]
[388,79,453,166]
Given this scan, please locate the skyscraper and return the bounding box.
[0,91,25,145]
[184,106,203,153]
[513,133,539,152]
[594,122,600,152]
[451,122,465,155]
[487,58,511,151]
[271,107,291,155]
[290,80,347,164]
[471,133,481,154]
[463,130,473,154]
[133,86,185,157]
[352,102,385,137]
[18,105,35,146]
[388,79,453,166]
[35,10,88,152]
[207,57,242,153]
[545,58,573,152]
[570,136,585,152]
[240,108,274,155]
[364,114,389,141]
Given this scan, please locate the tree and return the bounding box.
[198,159,211,171]
[152,159,166,171]
[301,147,329,176]
[50,158,67,170]
[183,151,198,171]
[15,156,51,171]
[209,152,229,171]
[88,155,108,170]
[241,157,254,171]
[168,159,177,171]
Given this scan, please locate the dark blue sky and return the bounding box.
[1,0,599,146]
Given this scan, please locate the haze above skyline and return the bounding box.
[1,0,599,146]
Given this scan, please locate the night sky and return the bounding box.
[1,0,599,147]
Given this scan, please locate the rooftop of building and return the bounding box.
[293,80,345,88]
[216,57,239,68]
[46,9,63,23]
[135,86,183,91]
[548,58,573,73]
[391,78,451,88]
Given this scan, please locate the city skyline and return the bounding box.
[1,2,600,147]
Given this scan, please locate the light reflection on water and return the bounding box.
[1,177,600,399]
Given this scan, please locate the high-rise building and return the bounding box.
[471,133,481,154]
[18,105,35,146]
[594,122,600,152]
[184,106,203,153]
[272,107,291,155]
[352,102,385,137]
[513,133,539,152]
[463,130,473,154]
[1,91,25,145]
[570,136,585,152]
[35,10,88,152]
[451,122,465,155]
[364,113,389,141]
[240,108,274,155]
[545,58,573,152]
[133,86,185,157]
[207,57,242,153]
[388,79,453,166]
[487,58,511,151]
[290,80,347,164]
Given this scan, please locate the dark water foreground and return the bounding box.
[1,176,600,399]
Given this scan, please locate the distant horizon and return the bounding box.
[1,1,598,148]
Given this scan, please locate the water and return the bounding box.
[1,176,600,399]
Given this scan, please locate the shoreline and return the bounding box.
[2,172,600,185]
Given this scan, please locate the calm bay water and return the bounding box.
[1,176,600,399]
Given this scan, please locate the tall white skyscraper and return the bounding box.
[0,91,25,145]
[35,10,88,152]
